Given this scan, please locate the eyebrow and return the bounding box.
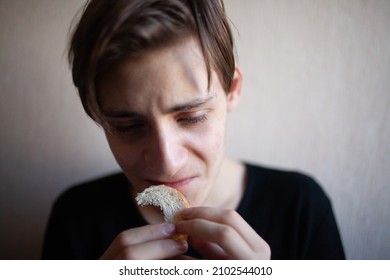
[103,94,215,119]
[168,94,215,113]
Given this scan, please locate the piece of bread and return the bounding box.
[135,185,190,235]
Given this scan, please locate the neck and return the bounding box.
[204,157,246,210]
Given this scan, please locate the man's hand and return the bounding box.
[176,207,271,259]
[100,223,188,259]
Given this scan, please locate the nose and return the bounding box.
[143,124,188,177]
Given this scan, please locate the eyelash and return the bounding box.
[179,114,208,126]
[109,114,208,135]
[110,123,145,135]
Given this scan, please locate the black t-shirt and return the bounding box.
[42,163,345,259]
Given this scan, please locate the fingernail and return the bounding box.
[175,239,188,252]
[162,223,176,235]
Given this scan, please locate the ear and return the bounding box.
[227,67,243,112]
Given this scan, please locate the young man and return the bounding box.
[43,0,345,259]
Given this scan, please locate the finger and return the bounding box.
[180,207,271,259]
[101,223,176,259]
[170,254,197,260]
[189,236,229,260]
[181,207,261,248]
[115,238,188,260]
[176,218,252,259]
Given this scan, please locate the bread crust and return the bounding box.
[135,185,189,240]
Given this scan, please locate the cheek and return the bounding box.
[105,135,139,172]
[209,130,225,156]
[192,121,226,162]
[208,113,227,152]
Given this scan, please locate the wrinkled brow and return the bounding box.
[103,94,216,119]
[168,94,215,113]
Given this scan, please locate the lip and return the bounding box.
[146,177,195,189]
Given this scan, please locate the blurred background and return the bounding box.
[0,0,389,259]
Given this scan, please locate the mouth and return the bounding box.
[146,177,195,189]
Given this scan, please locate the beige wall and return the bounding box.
[0,0,389,259]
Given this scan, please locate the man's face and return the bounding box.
[98,38,234,207]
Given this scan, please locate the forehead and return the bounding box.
[97,37,219,113]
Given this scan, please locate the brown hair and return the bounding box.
[68,0,235,124]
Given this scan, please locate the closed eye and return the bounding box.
[108,122,146,135]
[179,114,208,126]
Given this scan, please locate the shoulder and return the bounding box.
[244,163,331,212]
[246,163,327,196]
[43,172,131,259]
[53,172,129,212]
[242,163,344,259]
